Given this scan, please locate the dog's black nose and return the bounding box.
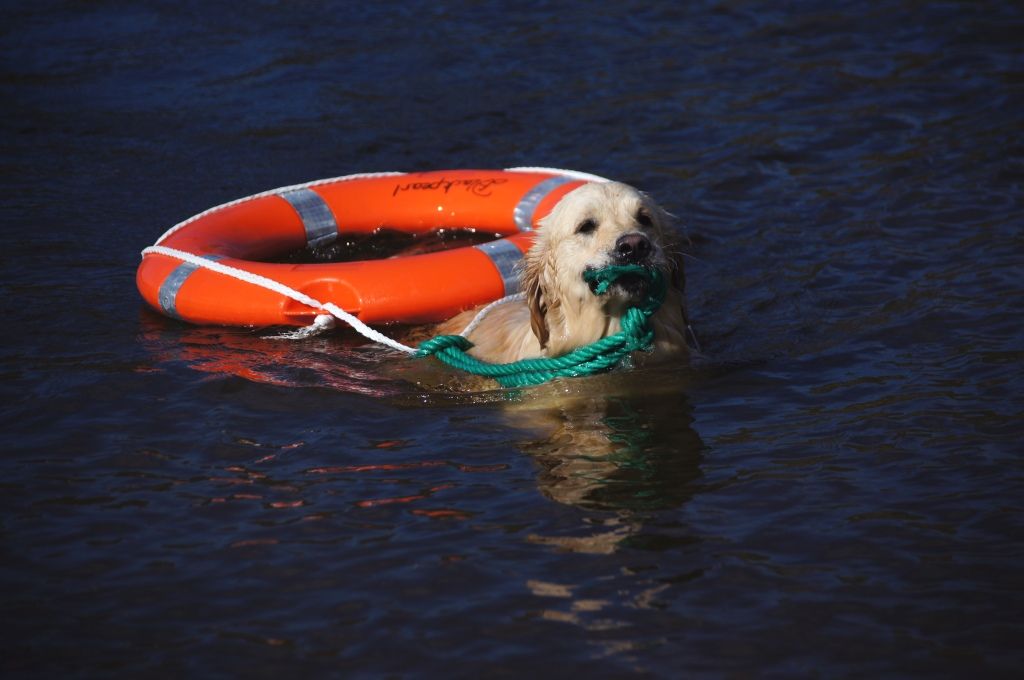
[614,233,652,263]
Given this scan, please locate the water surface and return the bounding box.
[2,1,1022,676]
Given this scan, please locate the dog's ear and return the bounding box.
[526,272,549,350]
[522,250,550,349]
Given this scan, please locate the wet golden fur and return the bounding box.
[437,181,689,364]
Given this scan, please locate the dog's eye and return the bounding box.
[636,209,654,228]
[576,218,598,235]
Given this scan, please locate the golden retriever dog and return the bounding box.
[437,181,690,366]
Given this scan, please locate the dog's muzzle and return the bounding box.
[585,233,659,299]
[613,233,653,265]
[603,233,655,298]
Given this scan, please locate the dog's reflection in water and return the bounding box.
[504,371,704,554]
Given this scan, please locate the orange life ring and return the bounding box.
[136,168,601,327]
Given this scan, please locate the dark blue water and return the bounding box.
[3,1,1022,676]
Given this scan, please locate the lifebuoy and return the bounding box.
[136,168,603,327]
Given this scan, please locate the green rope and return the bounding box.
[417,264,666,387]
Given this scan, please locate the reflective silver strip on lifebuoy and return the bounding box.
[279,187,338,247]
[512,175,577,232]
[158,255,224,320]
[474,240,523,296]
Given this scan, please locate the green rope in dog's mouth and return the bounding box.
[417,264,666,388]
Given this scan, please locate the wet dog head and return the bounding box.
[522,181,677,350]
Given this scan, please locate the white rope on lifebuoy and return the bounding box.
[142,245,419,354]
[458,293,526,338]
[505,166,610,183]
[267,314,336,340]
